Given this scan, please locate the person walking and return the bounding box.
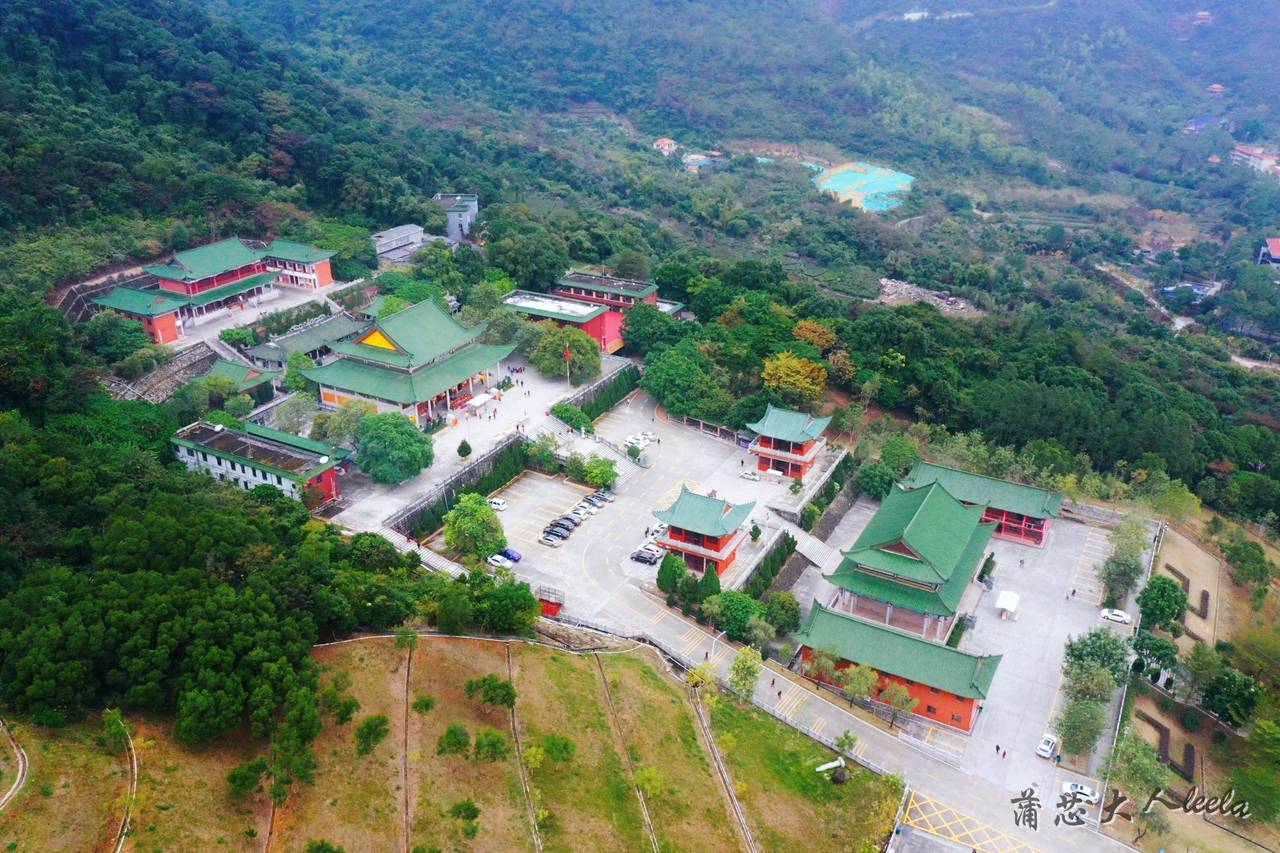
[1002,750,1007,759]
[996,743,1000,753]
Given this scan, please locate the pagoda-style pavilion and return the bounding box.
[653,486,755,576]
[746,404,831,478]
[899,461,1063,547]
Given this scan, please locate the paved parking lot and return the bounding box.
[497,392,795,627]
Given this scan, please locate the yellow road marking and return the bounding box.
[809,718,827,738]
[776,685,806,717]
[648,609,667,626]
[708,646,731,668]
[902,790,1041,853]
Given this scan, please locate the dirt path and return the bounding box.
[591,654,660,853]
[112,725,138,853]
[505,643,544,853]
[0,722,28,813]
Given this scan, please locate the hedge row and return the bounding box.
[256,300,331,339]
[799,454,857,531]
[744,532,797,599]
[550,402,593,433]
[580,365,640,420]
[409,441,529,538]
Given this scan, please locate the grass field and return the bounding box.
[600,650,740,852]
[510,644,648,852]
[406,637,533,852]
[271,640,407,852]
[127,718,270,852]
[710,701,901,852]
[0,721,127,852]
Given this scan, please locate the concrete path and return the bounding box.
[0,720,28,813]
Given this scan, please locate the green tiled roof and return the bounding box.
[145,238,263,281]
[262,239,335,264]
[329,300,485,368]
[844,483,989,585]
[245,422,343,457]
[827,518,994,615]
[555,273,658,298]
[93,287,185,316]
[244,313,369,363]
[794,603,1001,699]
[185,272,277,308]
[205,359,278,392]
[746,404,831,443]
[303,341,514,405]
[653,486,755,536]
[901,461,1064,520]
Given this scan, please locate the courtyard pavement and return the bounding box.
[173,282,330,351]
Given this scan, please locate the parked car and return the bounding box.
[583,494,608,508]
[652,522,668,537]
[638,431,656,441]
[569,508,591,522]
[487,497,508,511]
[1100,608,1133,625]
[631,549,661,565]
[573,502,597,515]
[499,547,522,562]
[554,515,581,528]
[739,470,761,481]
[625,435,651,449]
[538,535,562,548]
[1061,782,1099,804]
[486,554,514,569]
[593,490,617,503]
[542,526,570,539]
[1035,733,1058,759]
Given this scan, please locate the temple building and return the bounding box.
[202,358,279,406]
[653,486,755,576]
[433,193,479,242]
[244,312,369,371]
[553,270,659,311]
[302,299,514,429]
[172,420,342,504]
[826,482,994,641]
[93,237,335,344]
[899,461,1062,547]
[746,404,831,478]
[794,601,1001,732]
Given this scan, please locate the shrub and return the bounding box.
[412,694,436,714]
[449,799,480,820]
[354,714,390,756]
[226,757,268,799]
[540,733,576,764]
[1158,696,1174,714]
[437,723,471,756]
[473,728,511,762]
[458,439,472,458]
[1180,710,1202,732]
[550,402,593,433]
[800,503,820,530]
[946,621,966,648]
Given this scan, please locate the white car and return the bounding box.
[652,522,668,538]
[486,554,514,569]
[626,435,651,449]
[1035,733,1058,759]
[1100,608,1133,625]
[638,431,656,441]
[739,470,761,481]
[573,502,598,515]
[487,498,508,511]
[1062,782,1099,804]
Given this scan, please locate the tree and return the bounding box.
[1224,540,1275,587]
[355,413,434,484]
[613,250,650,281]
[457,439,472,458]
[540,733,576,764]
[101,708,130,754]
[1100,552,1144,603]
[523,745,546,771]
[583,454,618,488]
[473,728,512,762]
[223,394,253,418]
[1180,641,1222,703]
[881,682,918,728]
[465,674,517,711]
[530,325,601,383]
[879,435,920,473]
[304,841,346,853]
[622,303,684,355]
[764,592,800,634]
[656,553,687,594]
[1063,660,1116,703]
[728,646,762,698]
[686,662,716,690]
[444,493,507,560]
[1057,696,1106,756]
[1063,629,1130,682]
[856,462,896,499]
[1202,667,1261,725]
[1136,576,1187,632]
[744,615,775,650]
[284,351,317,393]
[273,392,316,434]
[227,756,268,799]
[762,351,827,405]
[411,694,436,714]
[1106,728,1169,802]
[437,590,473,634]
[835,663,879,705]
[83,311,150,363]
[708,591,766,643]
[377,295,409,317]
[1233,718,1280,821]
[1129,631,1179,675]
[392,627,418,672]
[354,714,390,756]
[634,766,665,797]
[437,723,471,756]
[697,566,721,602]
[321,399,375,447]
[791,319,836,352]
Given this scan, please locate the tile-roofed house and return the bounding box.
[899,461,1063,546]
[203,359,279,404]
[553,270,659,309]
[826,482,994,640]
[501,289,624,354]
[302,299,514,428]
[793,602,1001,731]
[244,312,370,370]
[1258,238,1280,268]
[653,486,755,575]
[172,420,341,503]
[432,193,479,242]
[746,404,831,478]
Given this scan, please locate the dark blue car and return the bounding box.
[499,547,522,562]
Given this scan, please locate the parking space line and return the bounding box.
[708,646,731,668]
[647,610,667,626]
[776,685,806,717]
[809,718,827,738]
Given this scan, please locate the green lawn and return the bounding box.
[710,701,902,852]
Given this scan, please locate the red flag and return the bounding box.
[563,344,571,363]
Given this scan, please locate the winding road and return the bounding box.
[0,721,29,813]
